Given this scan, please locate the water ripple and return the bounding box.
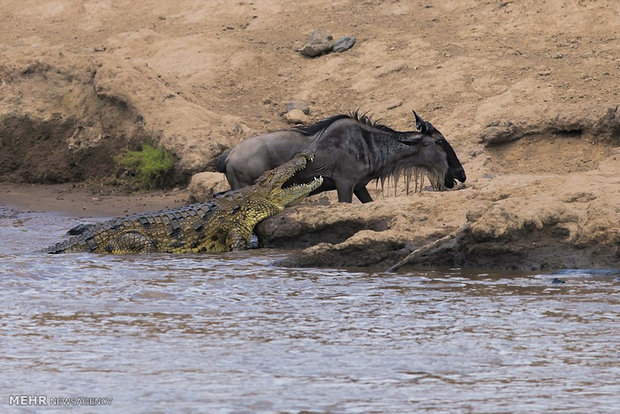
[0,210,618,412]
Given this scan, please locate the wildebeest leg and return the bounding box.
[336,181,355,203]
[354,186,373,203]
[225,165,246,190]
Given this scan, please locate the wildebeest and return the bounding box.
[216,110,466,203]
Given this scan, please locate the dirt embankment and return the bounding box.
[1,0,618,270]
[259,113,620,270]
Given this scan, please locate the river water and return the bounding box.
[1,207,618,413]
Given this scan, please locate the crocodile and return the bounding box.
[45,153,323,254]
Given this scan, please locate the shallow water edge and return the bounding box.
[1,208,618,412]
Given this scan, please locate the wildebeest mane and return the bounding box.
[349,109,399,133]
[292,114,351,136]
[292,110,401,137]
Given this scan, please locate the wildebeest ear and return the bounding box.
[399,136,423,146]
[412,110,427,133]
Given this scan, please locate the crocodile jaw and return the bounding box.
[271,175,323,208]
[250,152,322,207]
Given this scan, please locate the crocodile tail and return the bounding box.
[44,240,74,254]
[44,233,95,254]
[215,149,231,173]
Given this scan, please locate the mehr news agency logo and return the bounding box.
[9,395,113,407]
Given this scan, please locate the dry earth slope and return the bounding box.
[0,0,618,270]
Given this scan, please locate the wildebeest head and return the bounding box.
[411,111,466,188]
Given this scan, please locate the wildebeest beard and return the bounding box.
[375,161,447,197]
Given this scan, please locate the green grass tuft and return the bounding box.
[115,143,175,190]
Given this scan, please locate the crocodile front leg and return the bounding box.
[226,227,253,251]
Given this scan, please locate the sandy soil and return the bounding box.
[1,0,618,269]
[0,182,188,217]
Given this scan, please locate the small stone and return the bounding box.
[285,100,310,115]
[333,36,356,53]
[284,109,309,124]
[551,277,566,284]
[188,172,230,203]
[386,99,403,110]
[300,29,334,57]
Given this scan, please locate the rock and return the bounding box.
[386,99,403,110]
[300,29,334,57]
[187,172,230,203]
[333,36,356,53]
[285,100,310,115]
[592,106,620,135]
[478,121,524,146]
[284,109,309,124]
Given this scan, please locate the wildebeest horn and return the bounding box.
[412,110,436,135]
[412,110,427,133]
